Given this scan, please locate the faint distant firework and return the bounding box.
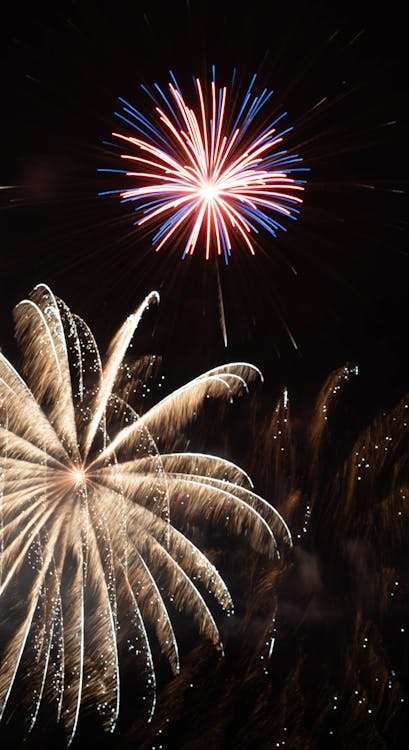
[100,69,307,262]
[0,284,291,744]
[247,366,409,745]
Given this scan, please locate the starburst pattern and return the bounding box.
[100,70,307,261]
[0,284,291,743]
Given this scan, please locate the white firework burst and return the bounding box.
[0,284,291,743]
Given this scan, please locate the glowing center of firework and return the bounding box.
[71,468,87,487]
[200,180,219,202]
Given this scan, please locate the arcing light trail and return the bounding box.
[100,70,307,262]
[0,284,291,744]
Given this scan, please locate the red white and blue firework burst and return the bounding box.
[100,69,307,262]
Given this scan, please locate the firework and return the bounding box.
[100,70,306,261]
[0,284,290,743]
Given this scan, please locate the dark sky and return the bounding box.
[1,0,407,414]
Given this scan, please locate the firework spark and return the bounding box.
[100,70,307,261]
[0,284,291,743]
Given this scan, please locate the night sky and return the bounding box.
[1,1,408,748]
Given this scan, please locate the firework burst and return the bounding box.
[100,70,307,261]
[0,284,291,743]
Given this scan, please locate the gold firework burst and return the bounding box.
[0,284,291,743]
